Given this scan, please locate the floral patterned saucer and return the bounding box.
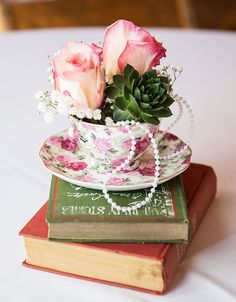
[39,129,191,191]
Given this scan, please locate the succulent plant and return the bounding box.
[105,64,175,125]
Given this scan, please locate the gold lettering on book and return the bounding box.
[59,183,175,217]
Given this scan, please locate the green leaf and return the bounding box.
[142,70,157,79]
[159,76,169,84]
[145,78,155,85]
[155,108,172,117]
[160,95,175,107]
[123,85,131,100]
[130,78,136,93]
[147,83,160,94]
[124,64,134,79]
[141,112,160,125]
[139,102,152,110]
[160,82,170,91]
[130,68,139,81]
[159,87,165,97]
[142,94,150,103]
[105,86,120,99]
[140,85,145,93]
[113,75,125,90]
[134,87,141,101]
[115,96,128,110]
[150,95,160,104]
[146,107,165,115]
[127,94,140,117]
[136,77,143,87]
[113,108,133,122]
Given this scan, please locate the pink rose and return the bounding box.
[66,161,87,171]
[61,138,78,151]
[95,138,112,152]
[103,19,166,81]
[122,139,132,150]
[56,155,74,164]
[49,136,63,146]
[139,160,155,176]
[135,136,150,153]
[53,41,105,110]
[111,157,126,167]
[107,177,125,186]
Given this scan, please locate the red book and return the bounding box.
[19,163,217,294]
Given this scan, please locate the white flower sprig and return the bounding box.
[158,64,183,86]
[47,55,54,85]
[35,89,102,123]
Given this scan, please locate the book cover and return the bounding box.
[46,175,189,242]
[19,163,217,294]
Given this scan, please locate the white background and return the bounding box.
[0,28,236,301]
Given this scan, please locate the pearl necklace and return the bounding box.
[102,121,160,213]
[159,94,194,160]
[102,94,194,213]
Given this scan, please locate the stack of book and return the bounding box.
[19,163,216,294]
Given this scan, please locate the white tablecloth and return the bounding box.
[0,28,236,301]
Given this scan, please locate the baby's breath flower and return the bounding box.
[56,101,68,115]
[68,107,77,115]
[44,111,55,123]
[51,90,62,104]
[85,109,93,119]
[105,117,114,126]
[48,74,54,85]
[176,66,183,73]
[68,127,75,138]
[93,109,101,120]
[37,102,47,113]
[35,91,44,100]
[77,110,86,119]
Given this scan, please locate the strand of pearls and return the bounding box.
[159,95,194,160]
[111,121,136,173]
[158,94,183,139]
[102,120,160,213]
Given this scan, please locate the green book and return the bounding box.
[46,176,189,242]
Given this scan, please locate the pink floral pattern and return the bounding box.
[95,138,112,152]
[107,177,125,185]
[71,119,159,166]
[39,129,192,190]
[122,139,132,150]
[139,160,155,176]
[66,161,87,171]
[50,136,63,146]
[135,136,150,153]
[61,138,78,151]
[56,155,74,164]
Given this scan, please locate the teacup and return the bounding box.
[70,117,159,170]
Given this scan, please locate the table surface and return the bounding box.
[0,28,236,302]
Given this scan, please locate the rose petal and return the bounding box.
[118,39,166,75]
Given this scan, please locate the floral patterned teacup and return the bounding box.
[70,118,159,170]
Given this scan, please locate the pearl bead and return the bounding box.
[151,188,155,193]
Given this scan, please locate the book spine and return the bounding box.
[161,166,217,293]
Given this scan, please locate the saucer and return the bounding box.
[39,129,191,191]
